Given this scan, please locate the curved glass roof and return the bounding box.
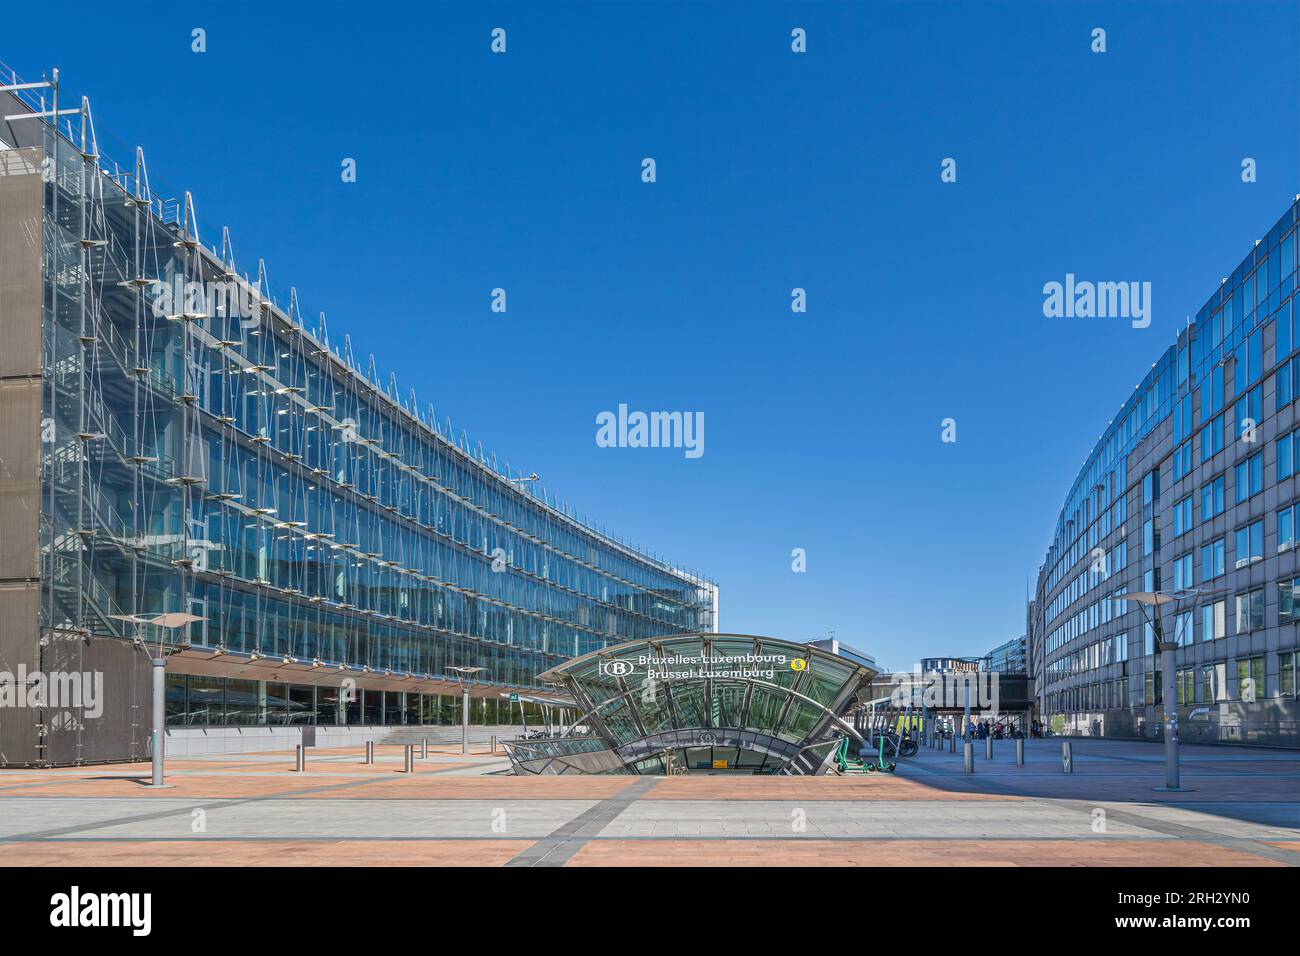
[515,633,877,775]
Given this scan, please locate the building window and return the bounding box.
[1234,520,1264,568]
[1235,589,1264,633]
[1234,383,1262,435]
[1201,663,1225,702]
[1143,518,1159,556]
[1200,538,1225,579]
[1280,579,1298,624]
[1172,496,1193,536]
[1176,667,1195,705]
[1173,552,1194,589]
[1234,452,1263,503]
[1201,600,1226,641]
[1279,652,1295,697]
[1200,417,1224,463]
[1280,505,1295,552]
[1280,432,1295,480]
[1280,309,1295,366]
[1201,476,1225,520]
[1144,670,1162,705]
[1236,656,1265,702]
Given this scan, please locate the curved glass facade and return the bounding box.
[1032,200,1300,747]
[0,73,716,764]
[504,633,875,774]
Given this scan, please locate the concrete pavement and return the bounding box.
[0,737,1294,866]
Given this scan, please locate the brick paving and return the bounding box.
[0,738,1295,866]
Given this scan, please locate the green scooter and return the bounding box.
[833,736,895,774]
[862,735,896,773]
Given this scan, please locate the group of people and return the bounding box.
[968,719,1022,740]
[926,716,1045,739]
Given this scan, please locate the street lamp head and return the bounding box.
[1122,591,1177,607]
[1124,588,1209,608]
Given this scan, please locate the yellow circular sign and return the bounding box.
[790,658,808,671]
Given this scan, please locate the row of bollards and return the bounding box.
[956,736,1070,774]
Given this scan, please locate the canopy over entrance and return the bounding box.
[502,633,876,775]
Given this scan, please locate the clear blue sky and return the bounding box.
[6,1,1297,669]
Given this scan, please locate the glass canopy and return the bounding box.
[502,633,876,775]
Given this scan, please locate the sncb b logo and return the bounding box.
[599,659,635,678]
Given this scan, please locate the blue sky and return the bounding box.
[6,1,1297,668]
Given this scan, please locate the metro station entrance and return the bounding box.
[501,633,877,776]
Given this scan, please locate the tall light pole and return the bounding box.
[448,665,485,755]
[1122,589,1208,793]
[110,611,205,787]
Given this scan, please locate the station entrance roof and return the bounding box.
[502,633,876,775]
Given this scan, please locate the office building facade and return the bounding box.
[1031,199,1300,747]
[0,68,715,765]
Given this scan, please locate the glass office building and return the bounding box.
[983,636,1026,673]
[1031,199,1300,747]
[0,68,715,765]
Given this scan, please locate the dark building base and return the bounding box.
[1047,700,1300,749]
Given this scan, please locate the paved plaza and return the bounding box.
[0,738,1296,866]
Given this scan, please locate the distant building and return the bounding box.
[808,638,877,671]
[984,636,1027,673]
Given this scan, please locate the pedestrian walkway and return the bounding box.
[0,739,1295,867]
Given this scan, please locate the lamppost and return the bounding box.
[109,611,205,787]
[448,665,485,755]
[1122,589,1211,792]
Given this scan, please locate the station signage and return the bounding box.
[598,653,807,682]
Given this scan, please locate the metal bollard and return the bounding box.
[1015,737,1025,766]
[949,732,956,753]
[985,736,993,759]
[1061,740,1073,773]
[404,744,414,773]
[295,744,305,772]
[963,741,974,773]
[421,738,428,759]
[490,734,497,755]
[365,740,375,765]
